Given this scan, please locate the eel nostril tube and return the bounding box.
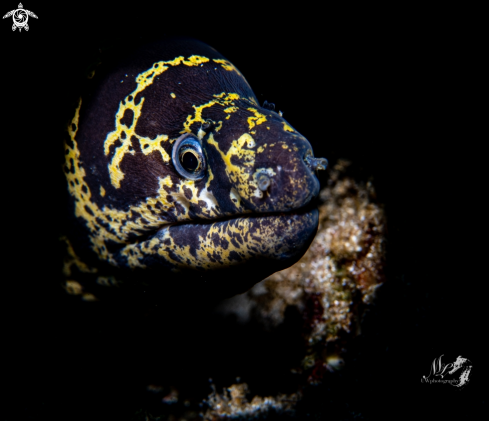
[305,151,328,172]
[256,172,271,192]
[310,157,328,171]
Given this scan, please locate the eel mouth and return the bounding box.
[141,202,319,272]
[153,197,319,240]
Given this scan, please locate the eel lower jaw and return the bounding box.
[146,204,319,269]
[116,207,319,300]
[115,204,319,297]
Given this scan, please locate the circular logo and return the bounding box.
[13,9,27,27]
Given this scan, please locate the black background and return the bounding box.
[1,3,482,420]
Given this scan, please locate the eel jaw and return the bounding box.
[126,207,319,274]
[110,207,318,299]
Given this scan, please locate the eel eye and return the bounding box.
[172,134,206,180]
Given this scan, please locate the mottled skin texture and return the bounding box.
[63,37,325,298]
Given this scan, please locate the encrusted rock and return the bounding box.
[203,383,300,420]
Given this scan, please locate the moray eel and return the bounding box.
[63,37,327,299]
